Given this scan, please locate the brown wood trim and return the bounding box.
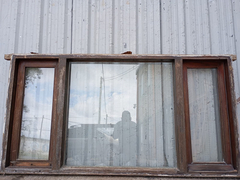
[9,59,57,167]
[59,167,179,176]
[1,56,18,170]
[182,62,192,164]
[62,60,71,168]
[47,61,58,170]
[174,58,187,173]
[4,54,237,61]
[51,58,67,170]
[217,62,232,164]
[188,163,234,172]
[10,61,26,162]
[225,58,239,170]
[13,161,51,167]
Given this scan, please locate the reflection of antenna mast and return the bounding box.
[40,115,44,139]
[98,77,103,124]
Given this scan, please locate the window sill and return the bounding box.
[2,166,239,178]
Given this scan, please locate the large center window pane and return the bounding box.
[66,62,176,167]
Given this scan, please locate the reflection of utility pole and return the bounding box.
[98,77,103,124]
[40,115,44,139]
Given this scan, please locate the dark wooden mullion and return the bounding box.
[182,62,192,165]
[51,58,67,170]
[48,61,58,169]
[225,58,238,170]
[217,62,232,164]
[62,60,72,167]
[174,58,188,173]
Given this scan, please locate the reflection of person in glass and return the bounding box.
[113,111,136,166]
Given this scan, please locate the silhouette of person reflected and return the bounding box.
[113,111,136,166]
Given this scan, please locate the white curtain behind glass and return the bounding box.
[187,68,223,162]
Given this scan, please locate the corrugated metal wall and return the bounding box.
[0,0,240,167]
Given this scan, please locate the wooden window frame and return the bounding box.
[1,54,239,178]
[183,60,236,173]
[9,60,58,167]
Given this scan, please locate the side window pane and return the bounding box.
[18,68,55,160]
[187,68,223,162]
[66,62,176,167]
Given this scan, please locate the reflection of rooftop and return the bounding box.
[68,124,114,138]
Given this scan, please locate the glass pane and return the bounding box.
[66,62,176,167]
[187,68,223,162]
[18,68,55,160]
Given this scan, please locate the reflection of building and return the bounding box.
[136,63,176,167]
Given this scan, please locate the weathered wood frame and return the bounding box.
[1,54,239,178]
[183,60,236,172]
[10,60,58,167]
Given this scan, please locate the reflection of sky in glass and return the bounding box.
[68,63,139,127]
[21,68,55,140]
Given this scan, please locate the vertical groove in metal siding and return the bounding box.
[111,0,115,54]
[129,0,137,54]
[136,0,161,54]
[185,0,211,54]
[70,0,73,53]
[136,0,139,54]
[136,0,144,54]
[206,0,212,54]
[87,0,92,54]
[13,0,21,53]
[209,0,235,54]
[38,0,45,53]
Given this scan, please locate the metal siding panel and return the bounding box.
[0,0,72,169]
[0,0,18,167]
[136,0,161,54]
[129,0,137,54]
[137,0,147,54]
[208,0,235,54]
[161,0,185,54]
[208,0,239,133]
[185,0,211,54]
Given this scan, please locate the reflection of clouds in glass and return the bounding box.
[68,63,138,127]
[24,68,54,105]
[21,68,54,140]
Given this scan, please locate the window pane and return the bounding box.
[66,62,176,167]
[18,68,55,160]
[187,68,223,162]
